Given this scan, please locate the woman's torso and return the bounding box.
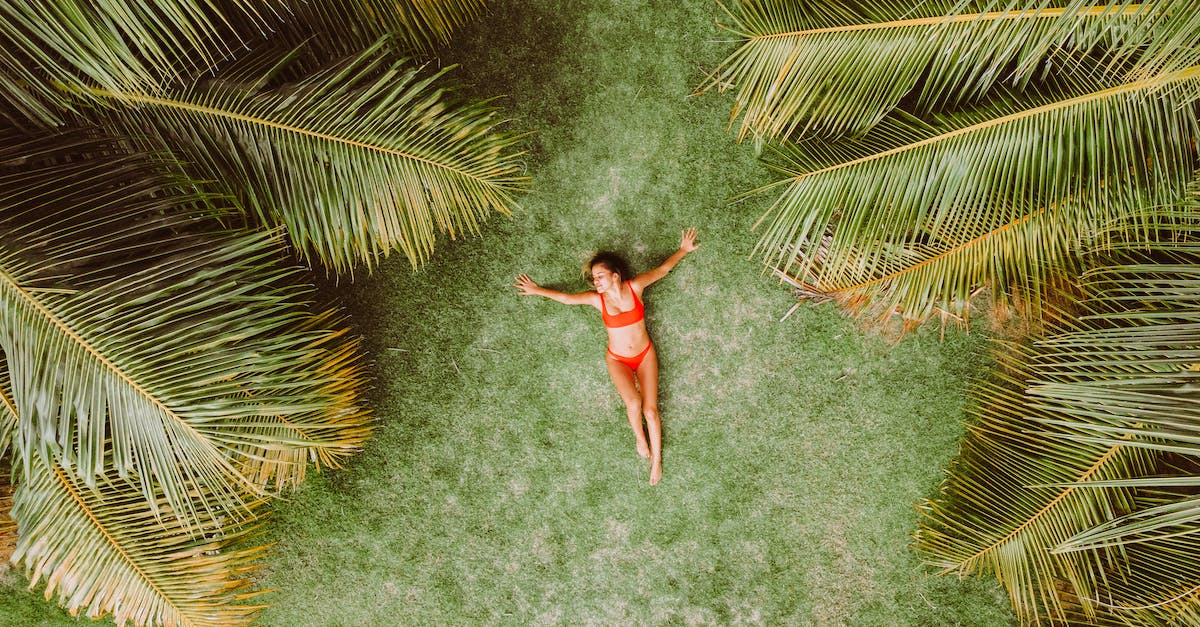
[599,283,650,357]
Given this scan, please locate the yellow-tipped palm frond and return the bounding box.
[918,209,1200,624]
[916,337,1154,623]
[0,132,371,529]
[10,449,268,627]
[233,309,374,492]
[703,0,1192,142]
[758,69,1200,325]
[91,41,529,272]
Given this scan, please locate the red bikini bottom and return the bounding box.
[607,342,652,371]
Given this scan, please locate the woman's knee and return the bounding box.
[642,405,659,421]
[624,398,643,415]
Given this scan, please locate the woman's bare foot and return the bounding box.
[636,440,650,458]
[649,460,662,485]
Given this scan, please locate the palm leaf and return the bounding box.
[701,0,1189,142]
[777,183,1182,326]
[1052,482,1200,625]
[233,308,374,492]
[10,449,268,627]
[0,0,287,125]
[280,0,488,57]
[918,209,1200,623]
[0,131,371,528]
[757,68,1200,325]
[1111,0,1200,78]
[3,347,268,626]
[1025,236,1200,551]
[915,335,1154,623]
[90,41,529,271]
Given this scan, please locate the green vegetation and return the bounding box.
[918,224,1200,625]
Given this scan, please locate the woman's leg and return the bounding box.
[635,346,662,485]
[606,355,649,458]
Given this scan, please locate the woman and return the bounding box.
[514,228,699,485]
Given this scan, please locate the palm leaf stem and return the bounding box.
[80,86,497,189]
[0,268,242,488]
[737,5,1146,40]
[767,64,1200,192]
[946,439,1128,574]
[825,207,1048,295]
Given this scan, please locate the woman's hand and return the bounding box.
[514,274,540,296]
[680,228,700,253]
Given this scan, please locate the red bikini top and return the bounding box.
[599,287,644,328]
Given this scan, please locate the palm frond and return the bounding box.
[1111,0,1200,78]
[916,338,1154,623]
[702,0,1189,142]
[90,40,529,272]
[0,0,287,125]
[1050,479,1200,625]
[232,309,374,492]
[918,208,1200,623]
[280,0,488,57]
[778,182,1186,326]
[757,69,1200,325]
[0,131,371,528]
[1023,238,1200,547]
[10,449,268,627]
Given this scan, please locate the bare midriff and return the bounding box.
[605,316,650,358]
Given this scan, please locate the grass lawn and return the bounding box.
[0,0,1016,624]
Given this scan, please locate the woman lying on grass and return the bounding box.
[514,228,700,485]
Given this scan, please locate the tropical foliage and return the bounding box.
[703,0,1200,327]
[704,0,1200,623]
[917,206,1200,624]
[0,1,526,625]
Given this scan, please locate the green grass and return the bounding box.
[0,0,1017,624]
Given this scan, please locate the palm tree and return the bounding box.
[0,1,527,624]
[702,0,1200,327]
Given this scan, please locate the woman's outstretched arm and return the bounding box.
[515,274,598,306]
[633,228,700,289]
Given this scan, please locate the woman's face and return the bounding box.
[590,264,619,292]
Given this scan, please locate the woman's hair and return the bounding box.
[585,252,632,285]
